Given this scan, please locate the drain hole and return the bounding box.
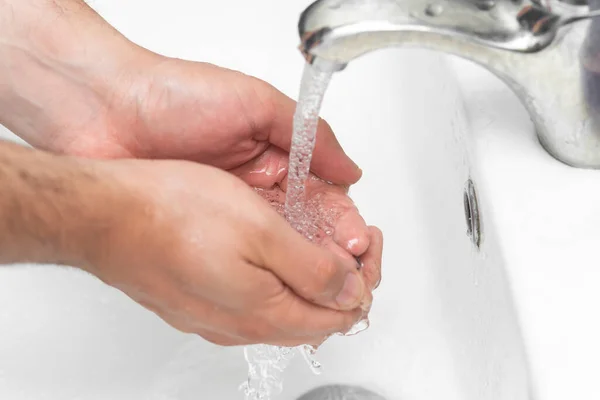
[297,385,387,400]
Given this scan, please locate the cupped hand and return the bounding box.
[33,54,362,188]
[29,50,384,301]
[120,57,383,307]
[90,158,373,347]
[55,52,382,285]
[231,146,383,294]
[54,55,383,336]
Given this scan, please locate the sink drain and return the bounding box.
[464,178,482,248]
[297,385,386,400]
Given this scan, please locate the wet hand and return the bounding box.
[232,146,383,295]
[87,159,370,346]
[0,2,361,185]
[21,53,363,188]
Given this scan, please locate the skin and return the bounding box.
[0,0,384,347]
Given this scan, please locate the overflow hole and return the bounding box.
[464,179,481,249]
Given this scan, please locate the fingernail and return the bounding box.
[336,272,364,309]
[373,275,382,290]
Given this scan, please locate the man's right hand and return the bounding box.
[87,158,376,347]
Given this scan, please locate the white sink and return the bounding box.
[1,1,596,399]
[451,56,600,400]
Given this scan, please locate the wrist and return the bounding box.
[0,140,136,268]
[0,0,151,148]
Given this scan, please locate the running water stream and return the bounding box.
[239,64,336,400]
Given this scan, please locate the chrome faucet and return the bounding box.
[298,0,600,168]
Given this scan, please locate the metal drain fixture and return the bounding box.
[464,178,482,248]
[297,385,387,400]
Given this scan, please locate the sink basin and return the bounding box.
[450,55,600,400]
[2,1,596,399]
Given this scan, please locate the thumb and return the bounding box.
[256,216,370,311]
[263,86,362,186]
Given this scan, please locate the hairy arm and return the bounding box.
[0,139,127,266]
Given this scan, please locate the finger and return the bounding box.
[174,315,326,347]
[195,315,331,348]
[320,237,373,311]
[359,226,384,291]
[266,89,362,185]
[255,216,369,311]
[320,235,359,265]
[263,288,363,339]
[332,209,370,257]
[229,146,288,188]
[177,289,358,346]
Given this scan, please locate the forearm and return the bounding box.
[0,0,146,149]
[0,139,124,266]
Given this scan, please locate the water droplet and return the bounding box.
[301,345,323,375]
[344,318,370,336]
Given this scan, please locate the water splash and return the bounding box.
[241,62,370,399]
[285,65,335,240]
[240,64,333,400]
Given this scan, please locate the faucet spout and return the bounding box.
[298,0,600,168]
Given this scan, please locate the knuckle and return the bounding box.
[249,209,277,251]
[263,294,302,331]
[255,215,275,243]
[312,256,339,295]
[260,298,309,340]
[274,297,333,337]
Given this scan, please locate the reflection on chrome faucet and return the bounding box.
[298,0,600,168]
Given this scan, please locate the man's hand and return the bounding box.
[92,158,376,346]
[232,146,383,293]
[0,140,376,346]
[0,1,361,186]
